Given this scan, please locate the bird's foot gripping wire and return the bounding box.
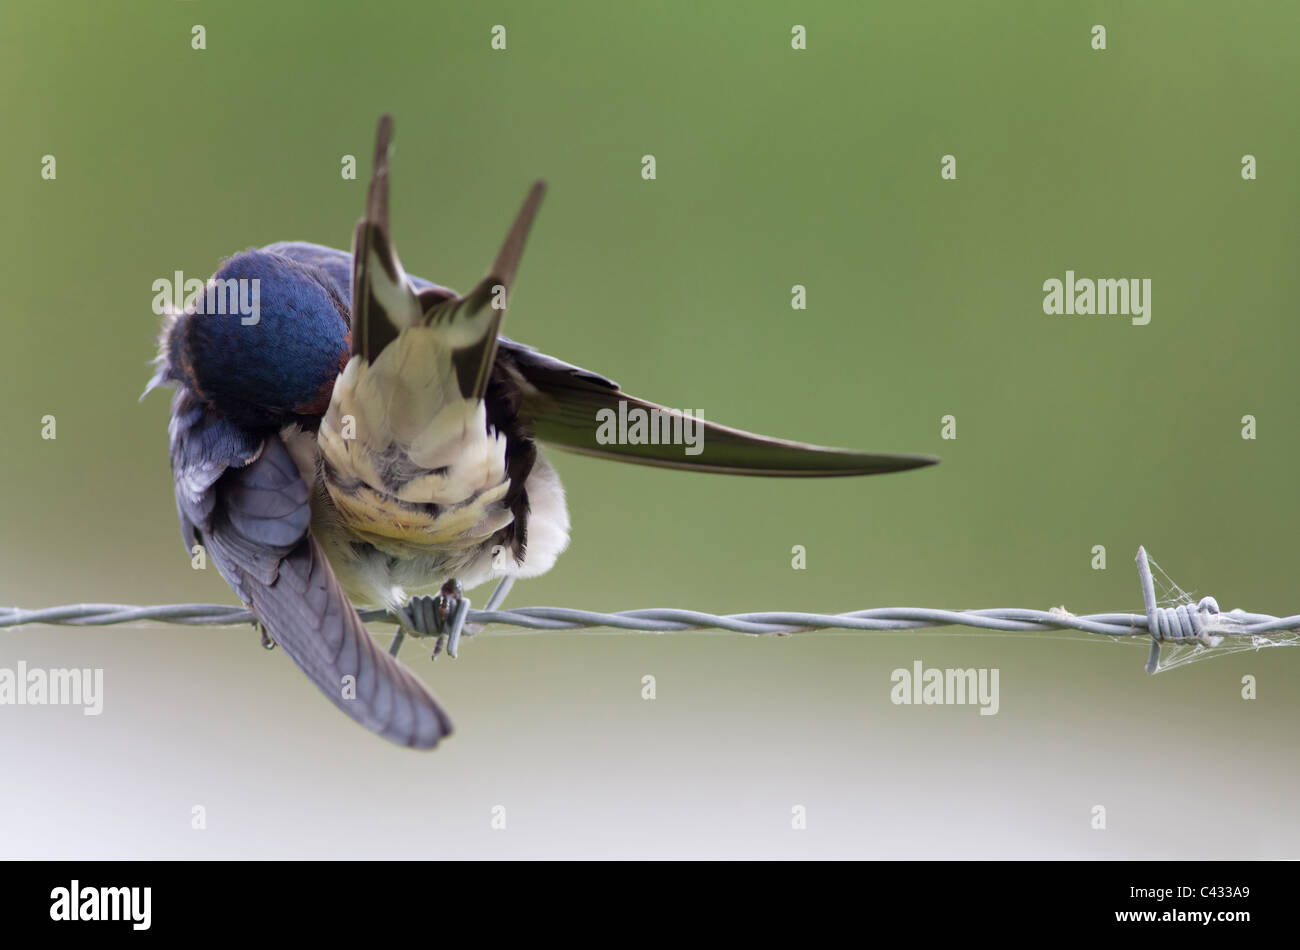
[387,575,516,660]
[390,580,470,660]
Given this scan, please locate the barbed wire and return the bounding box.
[2,549,1297,673]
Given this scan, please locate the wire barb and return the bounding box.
[2,549,1297,673]
[1136,545,1229,672]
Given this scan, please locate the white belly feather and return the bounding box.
[279,327,569,609]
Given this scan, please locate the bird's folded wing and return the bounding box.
[175,418,451,749]
[229,532,452,749]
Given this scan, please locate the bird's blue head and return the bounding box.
[155,250,352,429]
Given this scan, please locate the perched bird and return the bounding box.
[145,115,936,749]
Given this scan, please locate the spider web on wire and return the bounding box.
[1144,553,1299,673]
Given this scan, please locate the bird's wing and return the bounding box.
[169,389,452,748]
[495,342,937,476]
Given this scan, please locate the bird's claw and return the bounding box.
[389,574,513,660]
[432,579,463,630]
[399,580,470,661]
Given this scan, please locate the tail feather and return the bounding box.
[351,113,421,361]
[350,115,545,404]
[424,182,547,400]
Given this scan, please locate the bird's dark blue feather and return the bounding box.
[169,250,352,429]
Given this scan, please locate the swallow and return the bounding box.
[145,115,937,749]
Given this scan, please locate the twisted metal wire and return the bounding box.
[2,549,1297,672]
[3,601,1297,636]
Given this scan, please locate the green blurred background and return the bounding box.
[1,0,1296,857]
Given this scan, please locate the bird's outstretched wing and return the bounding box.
[493,341,937,476]
[169,389,452,748]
